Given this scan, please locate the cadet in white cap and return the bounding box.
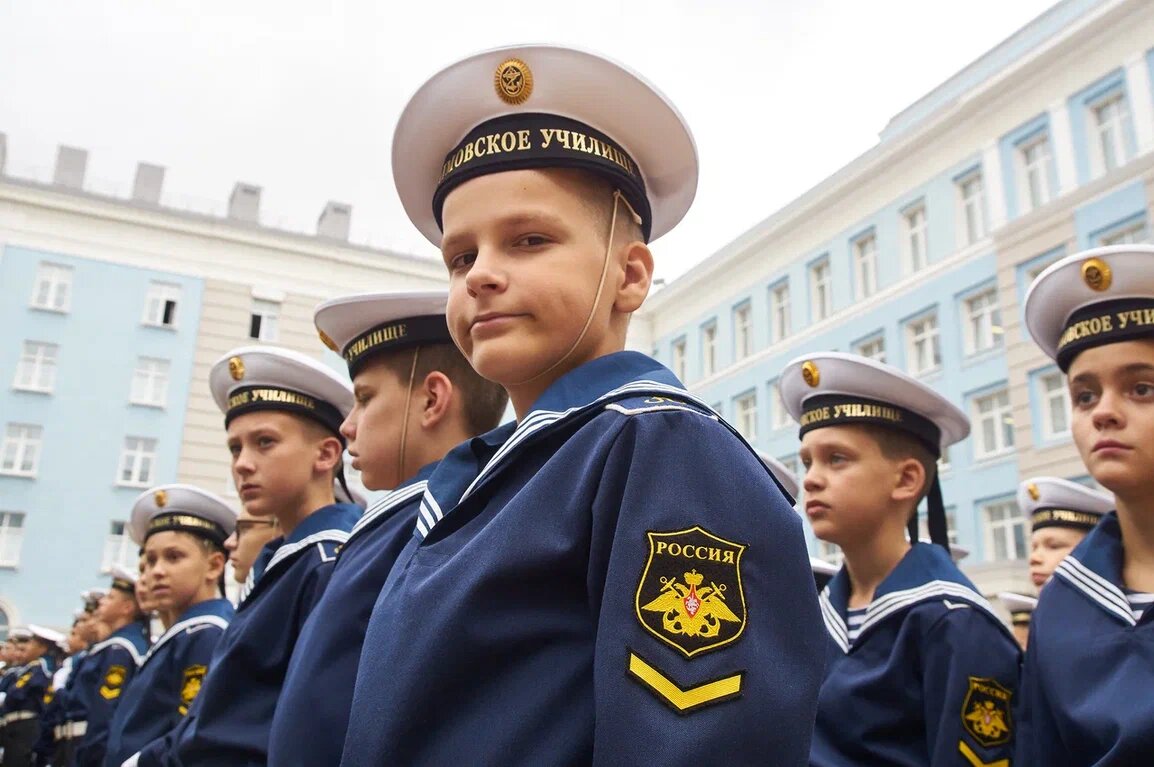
[221,509,278,589]
[104,484,236,767]
[151,346,362,767]
[341,44,822,767]
[1016,245,1154,766]
[269,291,508,767]
[1020,476,1113,591]
[0,625,62,767]
[998,592,1037,650]
[781,352,1019,767]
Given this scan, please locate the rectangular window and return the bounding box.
[701,323,718,377]
[769,282,791,343]
[904,204,928,273]
[130,357,170,408]
[249,298,280,342]
[770,380,789,430]
[973,389,1014,458]
[118,437,158,487]
[905,313,941,376]
[13,341,58,393]
[0,512,25,568]
[101,521,137,572]
[855,335,886,363]
[983,500,1027,561]
[30,263,72,312]
[958,173,987,245]
[1,424,43,477]
[733,303,752,360]
[1099,219,1147,246]
[1092,93,1132,175]
[810,258,832,321]
[963,288,1002,355]
[853,234,878,299]
[735,392,757,441]
[1019,135,1054,211]
[671,338,687,382]
[143,281,181,328]
[1039,371,1071,439]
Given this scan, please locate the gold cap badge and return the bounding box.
[228,356,245,381]
[801,361,820,388]
[494,58,533,105]
[154,490,168,508]
[318,330,338,353]
[1027,483,1040,501]
[1082,257,1112,292]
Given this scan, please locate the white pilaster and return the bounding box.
[981,140,1008,231]
[1124,51,1154,155]
[1047,98,1078,195]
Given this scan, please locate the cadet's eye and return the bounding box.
[1071,388,1097,407]
[449,252,476,271]
[516,234,549,248]
[258,436,275,448]
[1134,382,1154,398]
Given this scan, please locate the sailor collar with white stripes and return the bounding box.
[349,465,437,541]
[1055,511,1153,627]
[140,599,232,666]
[244,503,358,596]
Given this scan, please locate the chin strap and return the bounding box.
[396,346,421,486]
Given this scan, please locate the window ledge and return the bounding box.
[141,322,179,331]
[0,471,37,480]
[128,401,167,410]
[970,452,1016,469]
[28,305,69,315]
[115,481,152,489]
[1036,432,1073,448]
[11,386,53,395]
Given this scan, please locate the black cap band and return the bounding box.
[110,578,135,594]
[1010,611,1033,625]
[797,394,942,458]
[1031,507,1103,532]
[147,513,228,549]
[225,385,345,441]
[342,315,451,377]
[1056,298,1154,371]
[433,112,652,241]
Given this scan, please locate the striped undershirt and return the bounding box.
[847,607,867,643]
[1125,590,1154,621]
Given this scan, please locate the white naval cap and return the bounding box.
[129,483,238,549]
[314,291,452,377]
[109,563,139,593]
[8,627,32,641]
[998,592,1038,625]
[209,345,354,439]
[27,625,65,645]
[756,451,799,499]
[1024,245,1154,371]
[1018,476,1113,532]
[392,44,698,246]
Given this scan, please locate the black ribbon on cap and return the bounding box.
[341,315,450,377]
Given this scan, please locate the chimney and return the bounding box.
[54,146,88,189]
[317,201,352,241]
[228,182,261,223]
[0,133,7,176]
[132,163,165,205]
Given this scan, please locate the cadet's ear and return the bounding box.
[614,240,653,314]
[420,371,455,429]
[891,457,926,504]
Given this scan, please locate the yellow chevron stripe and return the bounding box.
[627,652,742,713]
[959,740,1009,767]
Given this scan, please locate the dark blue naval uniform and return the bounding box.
[73,622,150,767]
[811,543,1020,767]
[145,503,360,766]
[340,351,826,766]
[1,657,54,766]
[269,475,430,766]
[103,599,233,767]
[1017,511,1154,765]
[32,653,77,765]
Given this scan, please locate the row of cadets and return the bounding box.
[339,44,825,765]
[997,592,1037,651]
[0,625,64,767]
[140,346,362,766]
[31,614,84,767]
[103,485,236,767]
[268,292,508,765]
[1016,244,1154,764]
[779,352,1021,766]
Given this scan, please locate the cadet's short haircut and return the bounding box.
[556,168,646,246]
[859,424,938,506]
[375,343,509,435]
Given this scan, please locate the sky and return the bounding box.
[0,0,1060,281]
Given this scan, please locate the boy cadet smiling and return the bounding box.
[781,352,1021,767]
[268,291,508,766]
[339,45,825,766]
[1017,245,1154,765]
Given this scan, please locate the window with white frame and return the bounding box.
[143,282,181,328]
[13,341,58,393]
[101,521,137,572]
[1099,219,1147,246]
[30,263,72,312]
[810,259,832,321]
[853,234,878,299]
[770,380,789,430]
[735,391,757,441]
[903,204,928,273]
[905,313,941,376]
[1039,371,1071,439]
[854,335,886,363]
[1,424,42,477]
[958,172,987,245]
[963,288,1002,355]
[973,389,1014,459]
[0,513,25,567]
[938,445,952,473]
[733,303,753,360]
[249,299,280,342]
[118,437,158,487]
[769,282,791,343]
[701,323,718,377]
[671,338,687,381]
[130,357,170,407]
[983,499,1027,561]
[1019,135,1053,211]
[1091,92,1133,176]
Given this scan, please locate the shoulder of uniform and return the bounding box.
[604,393,716,419]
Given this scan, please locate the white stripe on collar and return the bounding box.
[349,481,427,539]
[87,635,146,667]
[141,614,230,665]
[262,529,351,580]
[1056,556,1135,626]
[819,590,849,653]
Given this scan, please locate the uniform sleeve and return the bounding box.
[588,409,826,767]
[75,646,141,766]
[921,606,1020,766]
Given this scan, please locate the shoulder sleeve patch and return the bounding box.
[178,664,207,715]
[961,676,1013,748]
[606,395,716,418]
